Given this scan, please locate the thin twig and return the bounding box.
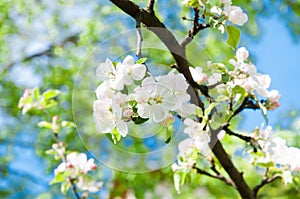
[147,0,155,14]
[253,174,280,197]
[135,16,143,59]
[192,164,235,187]
[224,126,253,143]
[69,177,81,199]
[180,8,210,48]
[2,34,79,74]
[227,97,261,123]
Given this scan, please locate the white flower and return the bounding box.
[66,153,97,173]
[220,0,232,5]
[236,47,249,63]
[282,170,293,184]
[134,71,193,122]
[224,5,248,26]
[267,89,281,102]
[54,153,97,176]
[157,70,189,93]
[210,5,222,16]
[207,73,222,86]
[120,55,147,81]
[93,97,128,137]
[77,176,103,192]
[183,118,211,155]
[95,81,115,100]
[96,58,115,81]
[189,67,207,84]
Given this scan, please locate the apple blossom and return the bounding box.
[251,125,300,183]
[77,176,103,192]
[183,118,211,155]
[95,56,146,90]
[224,5,248,26]
[54,152,97,177]
[93,98,128,137]
[189,67,207,84]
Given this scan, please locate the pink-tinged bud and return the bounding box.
[123,109,134,118]
[23,89,31,98]
[18,103,24,109]
[161,114,175,127]
[53,115,59,122]
[267,101,280,110]
[66,162,73,168]
[91,163,97,170]
[52,143,59,149]
[54,169,59,175]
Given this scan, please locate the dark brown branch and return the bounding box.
[210,128,255,199]
[224,126,253,143]
[253,174,280,197]
[69,177,81,199]
[192,164,235,187]
[180,8,210,48]
[227,96,261,123]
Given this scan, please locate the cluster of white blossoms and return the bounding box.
[172,118,211,191]
[228,47,281,109]
[93,56,196,142]
[183,0,248,33]
[251,125,300,184]
[54,152,103,192]
[189,47,281,111]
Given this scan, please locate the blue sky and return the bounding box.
[241,16,300,130]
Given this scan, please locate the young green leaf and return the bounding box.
[136,57,147,64]
[42,89,61,100]
[227,26,241,49]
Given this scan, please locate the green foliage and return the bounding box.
[227,26,241,49]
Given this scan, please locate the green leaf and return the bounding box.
[111,128,121,144]
[232,85,247,108]
[50,172,65,185]
[37,121,52,129]
[204,102,218,116]
[165,126,173,144]
[133,116,149,124]
[136,57,147,64]
[60,181,71,194]
[42,89,60,100]
[174,171,187,194]
[257,161,274,168]
[61,121,76,128]
[33,87,41,101]
[227,26,241,49]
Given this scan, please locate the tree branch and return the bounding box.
[135,15,143,59]
[2,34,79,75]
[192,164,235,187]
[253,174,280,197]
[147,0,155,14]
[227,96,261,123]
[224,126,253,143]
[180,8,210,48]
[210,128,255,199]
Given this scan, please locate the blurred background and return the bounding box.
[1,0,300,198]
